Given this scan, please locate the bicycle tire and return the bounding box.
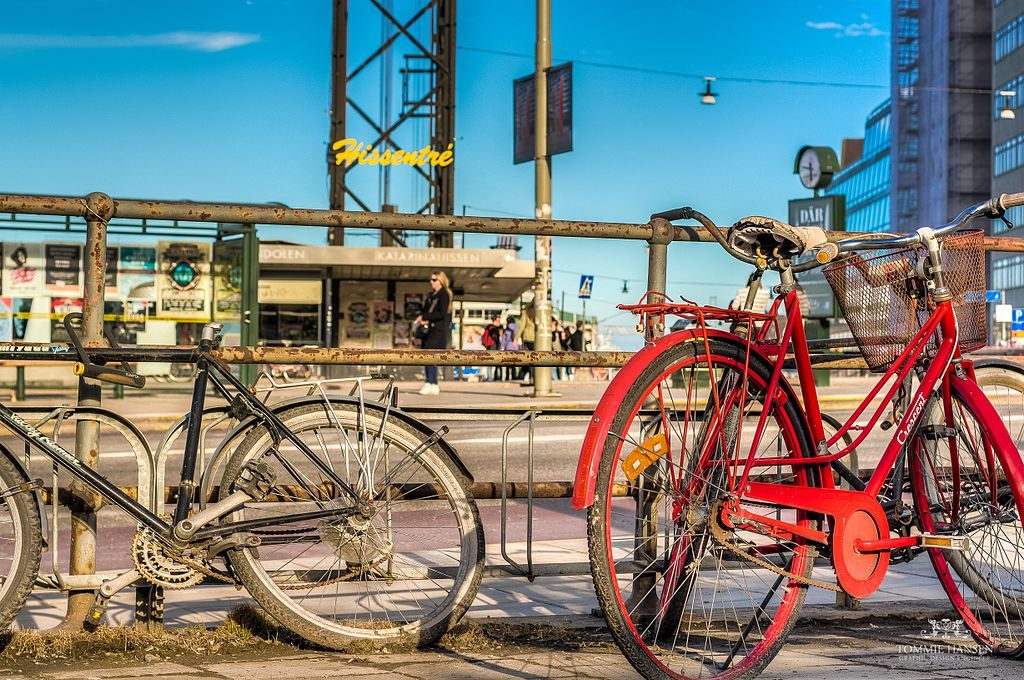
[220,401,483,651]
[0,450,42,631]
[588,336,818,680]
[910,378,1024,656]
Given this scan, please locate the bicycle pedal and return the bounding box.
[86,594,109,626]
[919,534,967,551]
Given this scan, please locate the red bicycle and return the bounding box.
[574,195,1024,679]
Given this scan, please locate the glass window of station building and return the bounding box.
[825,99,892,233]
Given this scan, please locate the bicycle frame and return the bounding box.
[746,289,959,499]
[0,351,363,545]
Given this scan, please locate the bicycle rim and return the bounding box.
[221,401,483,649]
[589,337,817,680]
[911,384,1024,656]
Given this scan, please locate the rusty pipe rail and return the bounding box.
[0,345,875,369]
[5,192,1024,251]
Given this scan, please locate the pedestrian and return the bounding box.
[415,270,453,395]
[481,313,503,381]
[516,303,536,384]
[566,320,586,381]
[501,316,519,381]
[550,317,564,381]
[561,322,574,380]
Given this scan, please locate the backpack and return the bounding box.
[482,324,498,348]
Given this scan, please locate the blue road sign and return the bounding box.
[986,290,1003,303]
[578,275,594,299]
[1014,308,1024,332]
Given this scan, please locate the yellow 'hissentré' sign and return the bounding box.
[332,138,454,167]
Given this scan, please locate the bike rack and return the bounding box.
[499,409,537,580]
[12,406,155,592]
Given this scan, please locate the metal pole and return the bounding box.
[328,0,348,243]
[239,224,259,387]
[532,0,554,397]
[59,192,111,630]
[645,219,673,339]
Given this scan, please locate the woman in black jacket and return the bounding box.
[414,270,452,395]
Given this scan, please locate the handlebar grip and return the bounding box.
[815,242,840,264]
[998,193,1024,211]
[73,362,146,388]
[650,207,694,222]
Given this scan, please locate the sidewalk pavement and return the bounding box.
[13,538,1007,678]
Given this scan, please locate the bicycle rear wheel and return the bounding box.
[588,337,818,680]
[220,401,483,650]
[910,380,1024,656]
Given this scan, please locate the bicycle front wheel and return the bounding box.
[0,451,41,630]
[220,401,483,650]
[910,380,1024,656]
[588,336,818,680]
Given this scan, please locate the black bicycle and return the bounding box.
[0,315,483,649]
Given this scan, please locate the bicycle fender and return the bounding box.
[0,440,48,549]
[571,329,796,510]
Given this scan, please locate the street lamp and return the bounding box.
[699,77,718,105]
[1000,90,1017,120]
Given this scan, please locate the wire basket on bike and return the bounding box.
[822,229,986,372]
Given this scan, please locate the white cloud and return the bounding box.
[805,19,886,38]
[806,21,844,31]
[0,31,260,52]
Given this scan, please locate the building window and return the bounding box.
[995,134,1024,176]
[993,254,1024,291]
[996,15,1024,62]
[260,304,321,345]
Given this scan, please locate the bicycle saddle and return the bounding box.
[727,216,828,260]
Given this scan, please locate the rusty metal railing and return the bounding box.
[5,189,1024,628]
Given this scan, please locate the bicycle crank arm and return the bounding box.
[172,490,255,541]
[854,533,967,553]
[174,459,278,541]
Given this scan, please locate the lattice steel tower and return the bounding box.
[327,0,456,248]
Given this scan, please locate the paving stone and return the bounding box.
[200,658,386,679]
[44,662,209,679]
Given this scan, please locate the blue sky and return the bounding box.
[0,1,891,345]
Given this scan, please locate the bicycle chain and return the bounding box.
[707,500,843,592]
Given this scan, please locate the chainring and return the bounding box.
[708,499,841,592]
[132,528,206,589]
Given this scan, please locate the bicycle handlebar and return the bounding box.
[652,192,1023,272]
[835,192,1023,253]
[63,313,147,389]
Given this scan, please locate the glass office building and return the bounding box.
[826,100,892,233]
[993,0,1024,307]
